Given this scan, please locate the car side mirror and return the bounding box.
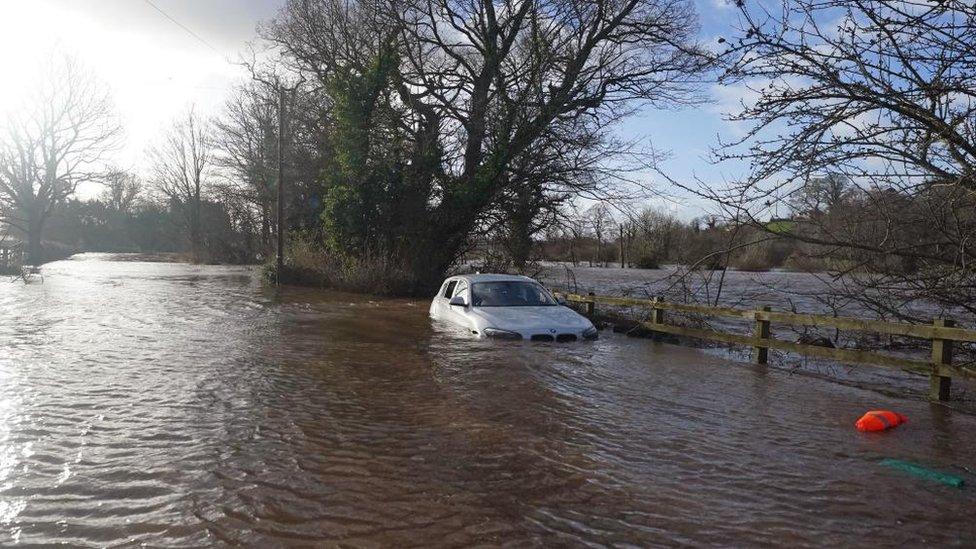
[449,296,468,307]
[557,297,567,306]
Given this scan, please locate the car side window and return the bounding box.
[443,280,457,298]
[454,281,468,299]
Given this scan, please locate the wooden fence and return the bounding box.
[553,292,976,401]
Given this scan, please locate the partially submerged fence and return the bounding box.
[554,292,976,401]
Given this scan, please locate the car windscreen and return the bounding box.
[471,281,557,307]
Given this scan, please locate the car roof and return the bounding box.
[447,273,537,284]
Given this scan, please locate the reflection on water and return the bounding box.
[1,253,975,545]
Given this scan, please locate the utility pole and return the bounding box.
[619,223,625,268]
[276,86,285,284]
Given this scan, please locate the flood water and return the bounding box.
[539,262,976,325]
[2,254,976,546]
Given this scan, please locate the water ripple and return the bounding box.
[0,254,975,545]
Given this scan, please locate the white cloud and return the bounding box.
[708,81,760,117]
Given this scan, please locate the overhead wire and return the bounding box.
[143,0,221,54]
[139,1,236,93]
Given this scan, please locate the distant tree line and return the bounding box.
[529,173,945,277]
[42,168,258,264]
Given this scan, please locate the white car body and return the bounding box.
[429,273,598,341]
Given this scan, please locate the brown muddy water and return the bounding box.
[539,263,976,398]
[2,254,976,546]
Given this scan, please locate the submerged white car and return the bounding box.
[429,274,598,341]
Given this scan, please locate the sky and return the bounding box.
[0,0,749,219]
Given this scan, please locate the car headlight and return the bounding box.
[483,327,522,340]
[582,326,599,340]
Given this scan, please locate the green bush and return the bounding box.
[271,232,421,296]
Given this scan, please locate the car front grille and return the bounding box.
[529,333,578,342]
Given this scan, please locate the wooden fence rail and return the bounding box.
[553,292,976,401]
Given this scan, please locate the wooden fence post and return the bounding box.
[929,318,954,401]
[754,306,771,365]
[652,296,665,326]
[586,292,595,317]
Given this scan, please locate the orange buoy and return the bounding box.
[855,410,908,432]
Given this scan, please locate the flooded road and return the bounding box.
[2,255,976,546]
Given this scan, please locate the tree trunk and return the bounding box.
[403,218,475,296]
[191,183,201,263]
[619,225,625,268]
[406,243,456,296]
[261,201,270,256]
[507,216,533,272]
[27,218,43,265]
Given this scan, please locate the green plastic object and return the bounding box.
[880,458,965,488]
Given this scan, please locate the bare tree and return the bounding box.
[629,207,682,267]
[148,108,213,263]
[553,203,592,267]
[101,168,143,215]
[681,0,976,318]
[0,55,120,263]
[480,119,653,271]
[212,82,280,255]
[588,203,613,267]
[718,0,975,193]
[789,174,853,219]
